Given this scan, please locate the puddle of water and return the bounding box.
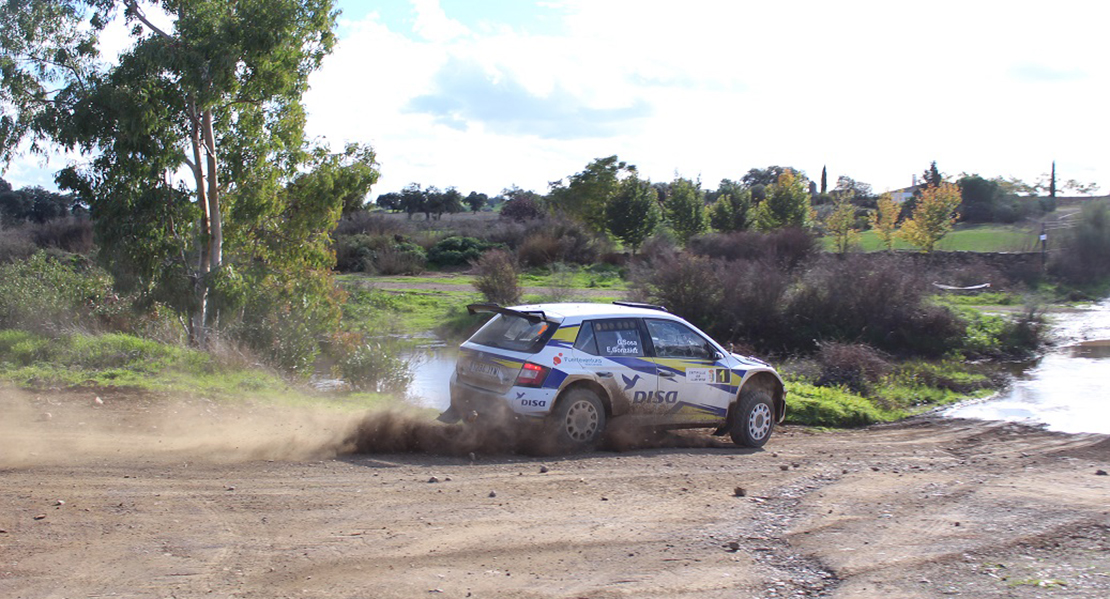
[404,347,457,411]
[946,298,1110,434]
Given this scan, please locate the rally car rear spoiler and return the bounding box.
[466,303,557,324]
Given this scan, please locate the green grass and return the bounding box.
[784,358,995,428]
[341,285,483,335]
[0,329,398,410]
[829,224,1039,252]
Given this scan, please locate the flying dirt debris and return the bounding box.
[346,410,735,457]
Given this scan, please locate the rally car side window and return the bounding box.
[592,319,645,357]
[573,321,599,355]
[645,318,715,360]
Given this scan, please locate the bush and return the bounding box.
[334,234,427,274]
[815,342,891,395]
[0,251,118,333]
[517,218,606,267]
[960,305,1045,360]
[784,379,891,427]
[28,216,94,254]
[333,212,409,237]
[1049,200,1110,284]
[427,236,499,268]
[500,196,545,222]
[0,225,36,263]
[689,227,818,270]
[335,338,412,393]
[473,249,521,305]
[784,254,964,356]
[630,252,723,332]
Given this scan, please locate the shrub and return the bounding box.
[783,254,964,356]
[517,218,606,267]
[500,196,545,222]
[334,234,426,274]
[215,267,343,376]
[689,227,818,270]
[28,216,94,254]
[0,225,36,263]
[333,212,409,237]
[335,338,412,393]
[785,379,891,427]
[815,342,891,395]
[473,249,521,305]
[0,251,116,333]
[427,236,498,268]
[1049,200,1110,284]
[960,305,1045,360]
[716,259,791,350]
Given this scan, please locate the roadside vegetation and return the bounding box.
[1,3,1107,431]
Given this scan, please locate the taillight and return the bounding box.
[515,362,549,387]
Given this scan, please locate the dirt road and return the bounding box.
[2,388,1108,598]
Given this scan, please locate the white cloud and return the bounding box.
[8,0,1109,198]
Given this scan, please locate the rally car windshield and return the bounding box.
[469,314,555,353]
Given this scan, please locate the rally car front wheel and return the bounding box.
[730,389,774,448]
[549,388,606,452]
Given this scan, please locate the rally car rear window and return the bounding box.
[469,313,555,353]
[576,319,645,357]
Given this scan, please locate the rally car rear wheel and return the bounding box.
[730,389,774,448]
[550,388,606,452]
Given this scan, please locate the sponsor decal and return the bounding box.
[520,399,548,408]
[621,373,642,391]
[687,368,730,384]
[553,352,564,366]
[564,355,603,367]
[633,390,679,404]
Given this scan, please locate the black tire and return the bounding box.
[549,388,606,452]
[729,389,775,448]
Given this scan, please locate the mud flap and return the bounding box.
[436,406,461,424]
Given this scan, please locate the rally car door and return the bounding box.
[644,318,734,424]
[572,318,658,417]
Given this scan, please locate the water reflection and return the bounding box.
[946,298,1110,434]
[404,347,457,411]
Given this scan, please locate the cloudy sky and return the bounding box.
[5,0,1109,198]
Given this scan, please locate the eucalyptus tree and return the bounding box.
[0,0,369,353]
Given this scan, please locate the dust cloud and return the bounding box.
[1,387,735,468]
[0,387,358,468]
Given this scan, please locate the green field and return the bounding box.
[828,224,1039,252]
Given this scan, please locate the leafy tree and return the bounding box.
[754,170,812,231]
[1,0,347,351]
[465,191,488,212]
[899,182,961,252]
[709,187,753,232]
[0,184,79,224]
[399,183,427,219]
[605,176,659,254]
[957,175,1002,223]
[424,186,463,220]
[663,177,708,243]
[832,176,874,205]
[741,165,799,188]
[546,156,634,232]
[824,195,859,254]
[376,192,402,212]
[499,188,545,221]
[311,143,380,216]
[870,193,900,251]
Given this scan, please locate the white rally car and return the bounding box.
[438,302,786,451]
